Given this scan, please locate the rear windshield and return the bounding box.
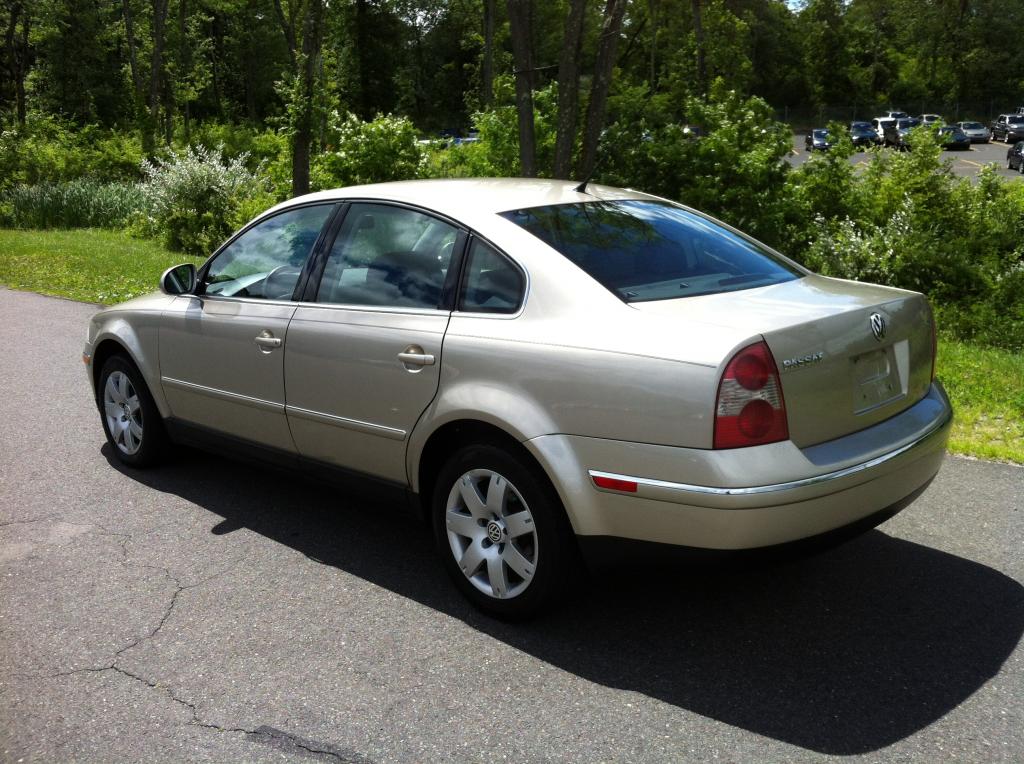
[500,200,801,303]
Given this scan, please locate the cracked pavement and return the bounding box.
[1,286,1023,763]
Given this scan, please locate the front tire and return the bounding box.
[98,355,169,467]
[432,444,576,619]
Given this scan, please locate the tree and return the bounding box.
[273,0,326,197]
[1,0,31,125]
[506,0,536,176]
[553,0,586,179]
[578,0,627,179]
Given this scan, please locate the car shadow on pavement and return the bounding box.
[104,444,1024,756]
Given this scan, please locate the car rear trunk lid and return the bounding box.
[633,275,935,447]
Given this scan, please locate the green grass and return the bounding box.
[0,228,201,304]
[937,338,1024,464]
[1,227,1021,464]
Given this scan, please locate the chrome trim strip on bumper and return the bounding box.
[161,377,283,414]
[589,405,953,498]
[285,405,407,441]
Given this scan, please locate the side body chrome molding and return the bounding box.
[160,377,406,441]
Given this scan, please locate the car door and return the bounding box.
[284,202,463,483]
[159,203,337,451]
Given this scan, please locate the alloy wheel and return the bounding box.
[103,371,143,455]
[444,469,538,600]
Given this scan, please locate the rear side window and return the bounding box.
[459,239,523,314]
[500,200,800,303]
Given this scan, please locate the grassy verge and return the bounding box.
[937,338,1024,464]
[1,227,1021,464]
[0,228,201,304]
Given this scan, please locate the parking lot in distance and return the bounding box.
[788,133,1024,180]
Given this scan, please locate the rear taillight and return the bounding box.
[714,341,789,449]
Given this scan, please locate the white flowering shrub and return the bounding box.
[138,145,271,257]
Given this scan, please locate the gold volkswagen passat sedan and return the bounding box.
[85,179,952,617]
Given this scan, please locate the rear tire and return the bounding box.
[97,355,169,468]
[432,444,577,619]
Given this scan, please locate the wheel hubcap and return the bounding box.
[103,371,143,455]
[445,469,538,600]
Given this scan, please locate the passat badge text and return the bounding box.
[782,351,825,371]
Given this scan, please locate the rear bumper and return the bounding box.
[526,382,952,551]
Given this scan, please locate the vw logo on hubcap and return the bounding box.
[486,521,503,543]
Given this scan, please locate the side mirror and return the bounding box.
[160,263,197,295]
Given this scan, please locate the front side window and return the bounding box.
[500,200,801,303]
[316,203,458,309]
[203,204,334,300]
[459,239,524,314]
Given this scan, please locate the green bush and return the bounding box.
[6,180,144,228]
[423,76,558,179]
[598,81,793,247]
[137,145,270,257]
[312,112,424,189]
[0,116,144,193]
[790,129,1024,351]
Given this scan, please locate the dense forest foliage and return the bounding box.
[2,1,1023,168]
[1,1,1022,351]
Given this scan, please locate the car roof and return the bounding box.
[266,179,650,222]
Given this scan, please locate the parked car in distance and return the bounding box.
[884,111,909,120]
[918,114,943,126]
[1008,141,1024,173]
[883,117,920,149]
[83,179,953,618]
[805,128,832,151]
[954,121,991,143]
[849,121,880,147]
[938,125,971,150]
[871,117,896,141]
[990,113,1024,143]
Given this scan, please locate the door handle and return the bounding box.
[254,330,282,351]
[398,345,435,368]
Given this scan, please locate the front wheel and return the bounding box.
[98,355,169,467]
[432,444,576,619]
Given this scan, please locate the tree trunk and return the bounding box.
[146,0,170,153]
[482,0,495,107]
[649,0,658,88]
[122,0,143,97]
[506,0,536,177]
[14,1,28,126]
[179,0,190,144]
[355,0,370,119]
[578,0,627,179]
[553,0,586,179]
[4,1,29,126]
[691,0,706,96]
[291,0,325,197]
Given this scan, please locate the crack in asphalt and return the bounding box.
[0,515,59,528]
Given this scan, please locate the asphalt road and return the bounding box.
[788,133,1024,180]
[1,286,1022,763]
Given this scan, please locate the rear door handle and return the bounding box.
[254,330,282,350]
[398,345,435,368]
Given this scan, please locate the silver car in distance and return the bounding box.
[84,179,952,618]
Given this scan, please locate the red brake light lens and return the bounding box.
[714,341,789,449]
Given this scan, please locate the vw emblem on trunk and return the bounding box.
[869,313,886,341]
